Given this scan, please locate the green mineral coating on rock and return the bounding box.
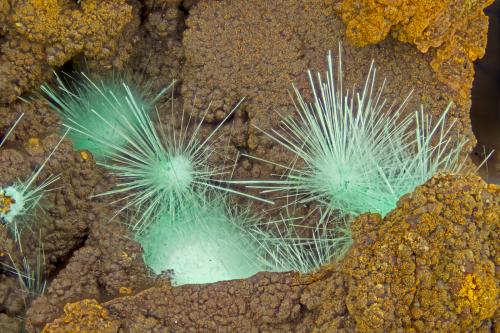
[137,195,264,286]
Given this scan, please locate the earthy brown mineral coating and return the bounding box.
[0,313,20,333]
[0,0,496,331]
[0,131,103,271]
[0,0,141,104]
[0,273,25,316]
[181,0,474,189]
[0,225,32,316]
[0,118,110,326]
[25,211,152,333]
[39,173,499,332]
[128,0,186,95]
[0,99,60,144]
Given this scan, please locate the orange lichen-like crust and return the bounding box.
[324,173,499,332]
[40,173,498,332]
[0,0,138,103]
[0,192,15,215]
[334,0,494,98]
[41,299,120,333]
[26,136,44,154]
[456,273,497,324]
[79,150,90,161]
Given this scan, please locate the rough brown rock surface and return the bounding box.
[0,1,496,332]
[128,0,185,94]
[0,114,107,326]
[181,0,474,186]
[0,132,102,273]
[0,0,141,104]
[0,313,20,333]
[39,173,499,332]
[0,98,60,144]
[25,211,151,333]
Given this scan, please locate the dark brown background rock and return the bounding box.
[181,0,472,189]
[0,0,496,331]
[41,173,499,332]
[0,0,142,104]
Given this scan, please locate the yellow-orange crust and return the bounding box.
[41,299,120,333]
[334,0,494,100]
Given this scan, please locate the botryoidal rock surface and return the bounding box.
[0,0,496,331]
[0,0,141,104]
[180,0,481,187]
[40,173,499,332]
[0,133,103,273]
[128,0,186,95]
[25,211,152,333]
[0,122,108,329]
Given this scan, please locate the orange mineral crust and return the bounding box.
[334,0,494,98]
